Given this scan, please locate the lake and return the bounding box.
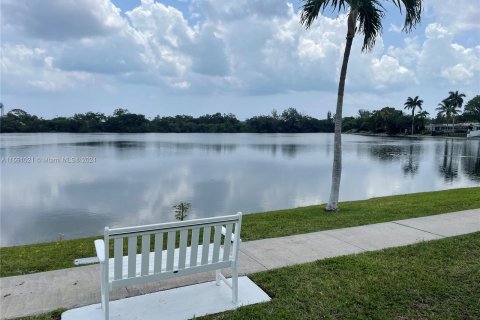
[1,133,479,246]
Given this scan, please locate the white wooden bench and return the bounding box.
[94,213,242,320]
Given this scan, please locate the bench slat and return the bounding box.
[201,226,211,265]
[128,236,137,278]
[108,215,240,236]
[154,232,163,274]
[190,228,199,267]
[212,225,222,263]
[114,238,123,280]
[108,244,226,282]
[178,230,188,269]
[223,223,233,262]
[141,234,150,276]
[111,260,231,289]
[166,231,175,271]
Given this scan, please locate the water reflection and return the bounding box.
[356,141,424,177]
[367,144,405,161]
[462,141,480,182]
[248,144,316,158]
[438,140,460,183]
[1,133,479,246]
[1,210,110,244]
[402,144,421,177]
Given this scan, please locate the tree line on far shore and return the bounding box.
[0,107,334,133]
[0,95,478,134]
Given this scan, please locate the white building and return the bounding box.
[428,123,480,133]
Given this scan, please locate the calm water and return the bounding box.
[1,133,479,246]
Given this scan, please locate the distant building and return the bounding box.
[428,122,480,133]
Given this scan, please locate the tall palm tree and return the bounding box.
[447,91,466,111]
[404,96,424,135]
[436,99,453,134]
[446,91,466,133]
[300,0,422,211]
[437,92,466,134]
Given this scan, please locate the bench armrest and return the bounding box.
[94,239,105,262]
[221,226,241,243]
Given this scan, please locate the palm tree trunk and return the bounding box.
[326,10,357,211]
[411,109,414,135]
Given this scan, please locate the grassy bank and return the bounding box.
[1,187,479,277]
[13,232,480,320]
[203,232,480,320]
[241,187,480,241]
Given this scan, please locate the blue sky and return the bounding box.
[1,0,479,119]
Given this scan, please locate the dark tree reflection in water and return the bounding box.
[438,140,460,183]
[462,141,480,182]
[402,144,421,177]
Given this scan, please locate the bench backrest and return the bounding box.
[104,213,242,287]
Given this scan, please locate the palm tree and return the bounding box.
[404,96,424,135]
[447,91,466,111]
[300,0,422,211]
[437,92,465,135]
[446,91,466,133]
[416,110,429,132]
[436,99,453,134]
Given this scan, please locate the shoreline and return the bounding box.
[347,131,471,140]
[2,187,479,248]
[1,187,479,277]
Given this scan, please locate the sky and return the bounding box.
[1,0,479,120]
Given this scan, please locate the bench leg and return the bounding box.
[232,266,238,304]
[100,262,109,320]
[100,263,106,308]
[215,270,221,286]
[104,288,109,320]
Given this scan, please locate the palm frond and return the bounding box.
[301,0,422,51]
[351,0,385,51]
[300,0,348,28]
[390,0,422,32]
[404,96,423,109]
[446,91,466,109]
[404,96,414,109]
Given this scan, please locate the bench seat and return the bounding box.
[107,244,225,281]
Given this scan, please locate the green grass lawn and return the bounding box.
[202,232,480,320]
[1,187,479,277]
[13,232,480,320]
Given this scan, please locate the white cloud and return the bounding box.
[418,23,480,86]
[369,55,416,89]
[425,0,480,33]
[188,24,229,76]
[55,29,147,75]
[1,44,91,92]
[386,23,480,91]
[441,64,474,84]
[1,0,125,40]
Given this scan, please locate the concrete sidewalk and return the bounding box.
[1,209,479,319]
